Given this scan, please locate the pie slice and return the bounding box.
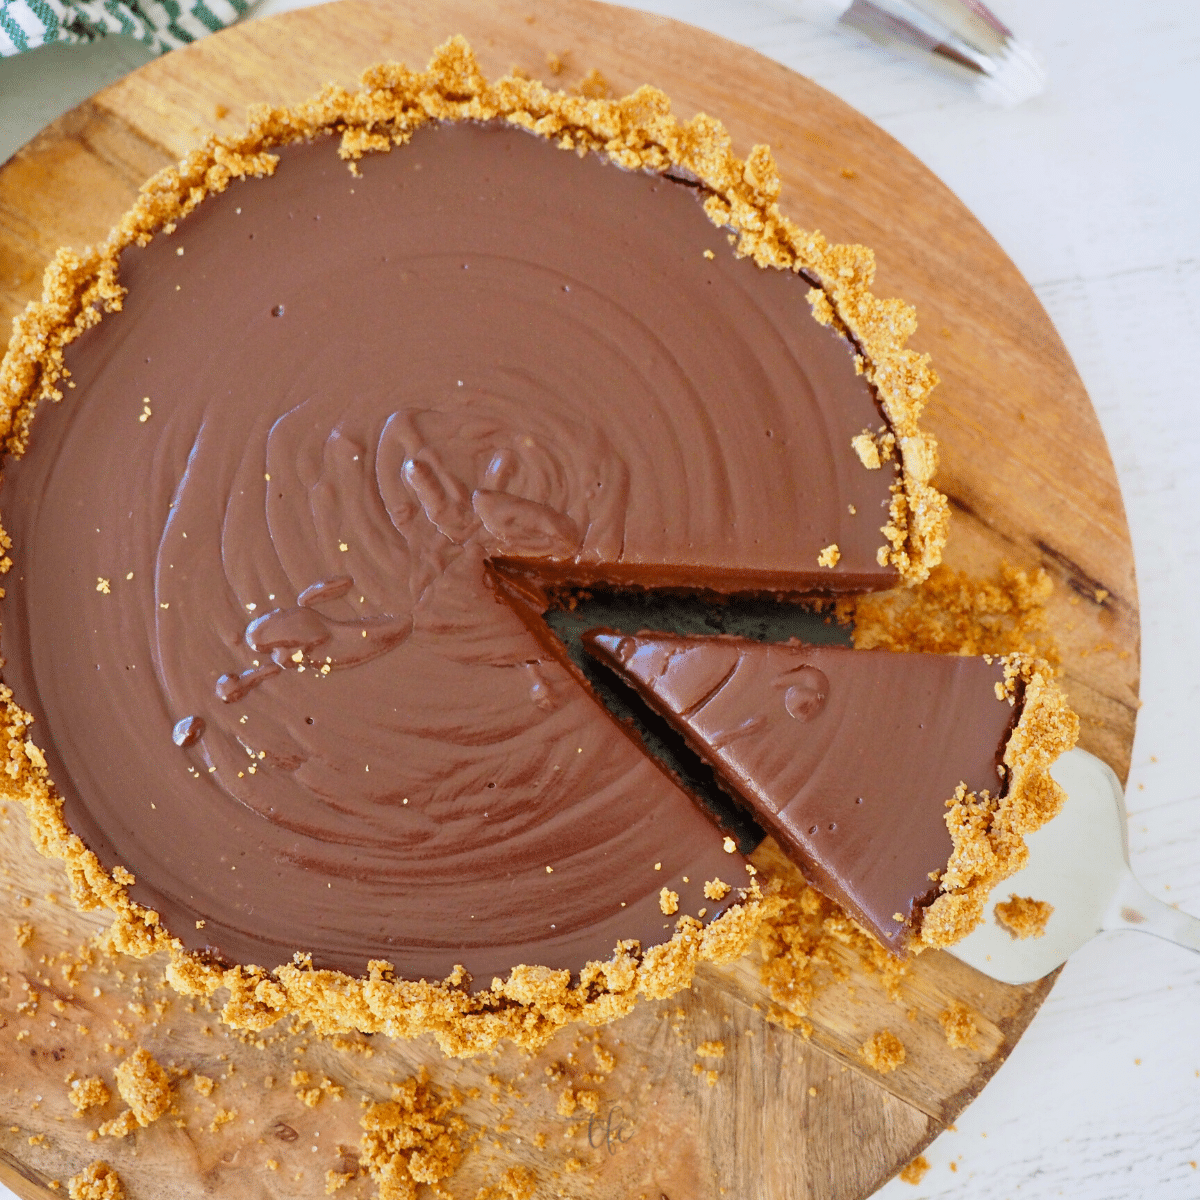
[584,629,1076,951]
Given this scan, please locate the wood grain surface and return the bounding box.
[0,2,1138,1198]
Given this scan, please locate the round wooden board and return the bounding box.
[0,3,1139,1198]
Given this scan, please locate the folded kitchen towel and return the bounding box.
[0,0,249,56]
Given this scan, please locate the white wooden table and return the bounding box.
[1,1,1197,1196]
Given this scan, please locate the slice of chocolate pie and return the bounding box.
[584,629,1076,952]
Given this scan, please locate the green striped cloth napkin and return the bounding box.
[0,0,250,56]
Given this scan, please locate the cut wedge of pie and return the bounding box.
[585,629,1077,951]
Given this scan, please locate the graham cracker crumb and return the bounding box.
[592,1042,616,1074]
[899,1154,930,1185]
[938,1001,977,1050]
[817,544,840,568]
[192,1074,215,1096]
[573,67,610,99]
[474,1165,537,1200]
[14,920,33,946]
[859,1029,906,1073]
[209,1107,237,1133]
[360,1069,466,1200]
[325,1169,354,1193]
[704,878,731,901]
[850,563,1059,665]
[331,1035,375,1057]
[68,1076,111,1114]
[67,1162,124,1200]
[113,1048,171,1128]
[695,1040,725,1058]
[995,894,1054,939]
[758,868,906,1030]
[97,1112,138,1140]
[659,887,679,916]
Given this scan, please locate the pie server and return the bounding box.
[946,748,1200,984]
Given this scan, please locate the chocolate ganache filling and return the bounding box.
[0,121,900,982]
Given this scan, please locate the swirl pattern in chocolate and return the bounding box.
[0,121,898,982]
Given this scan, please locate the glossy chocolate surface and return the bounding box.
[585,631,1018,950]
[0,121,897,981]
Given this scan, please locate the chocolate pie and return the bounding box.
[0,39,1051,1054]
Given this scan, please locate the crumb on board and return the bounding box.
[113,1048,171,1128]
[14,921,33,946]
[659,887,679,916]
[695,1040,725,1059]
[209,1107,237,1133]
[758,869,908,1032]
[995,894,1053,939]
[817,543,840,568]
[325,1169,354,1193]
[938,1001,978,1050]
[97,1112,138,1140]
[899,1154,930,1185]
[859,1030,906,1074]
[192,1074,215,1096]
[68,1076,111,1114]
[592,1042,616,1074]
[573,67,610,99]
[360,1068,466,1200]
[67,1162,124,1200]
[474,1164,538,1199]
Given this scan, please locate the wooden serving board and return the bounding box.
[0,3,1139,1198]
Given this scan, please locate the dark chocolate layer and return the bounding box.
[585,631,1018,950]
[0,122,897,982]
